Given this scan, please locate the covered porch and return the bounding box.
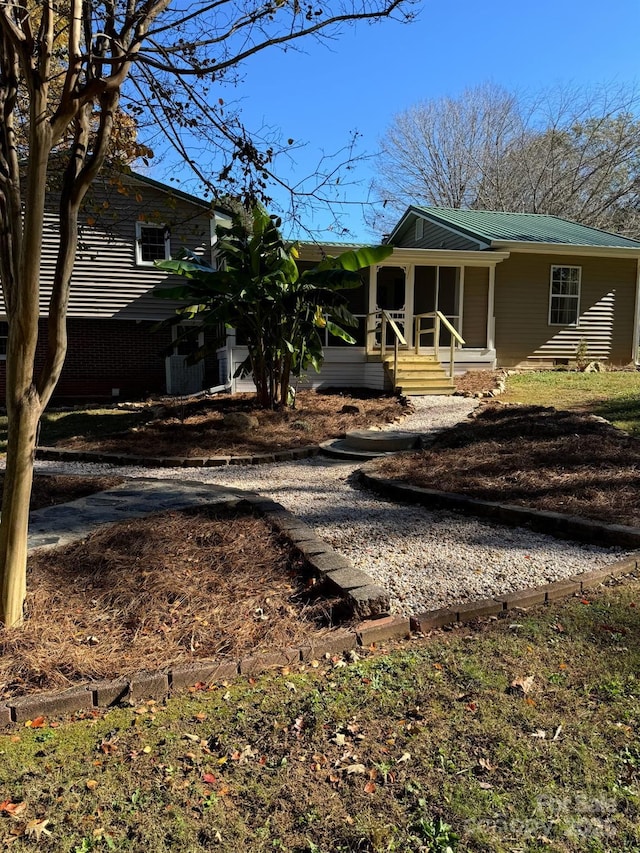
[362,247,509,370]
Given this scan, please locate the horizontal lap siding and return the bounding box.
[1,176,215,321]
[231,347,384,392]
[394,219,480,250]
[495,253,637,366]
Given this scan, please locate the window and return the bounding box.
[136,222,171,265]
[415,218,425,242]
[549,265,581,325]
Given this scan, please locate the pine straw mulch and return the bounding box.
[50,389,407,458]
[1,506,343,699]
[453,369,505,395]
[373,402,640,527]
[22,474,125,511]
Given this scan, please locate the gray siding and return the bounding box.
[2,173,220,321]
[393,216,482,251]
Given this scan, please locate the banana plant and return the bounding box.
[155,204,392,408]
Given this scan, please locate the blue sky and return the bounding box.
[149,0,640,241]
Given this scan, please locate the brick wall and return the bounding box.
[0,319,174,402]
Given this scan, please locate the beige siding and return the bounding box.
[1,174,219,321]
[462,267,489,348]
[495,253,638,366]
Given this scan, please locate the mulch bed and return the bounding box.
[25,475,125,511]
[49,390,407,458]
[1,507,342,699]
[374,403,640,527]
[453,369,505,395]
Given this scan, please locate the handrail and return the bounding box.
[366,309,406,391]
[414,311,465,379]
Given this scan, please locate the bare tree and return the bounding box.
[0,0,414,628]
[371,82,640,237]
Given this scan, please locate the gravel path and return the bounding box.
[29,396,631,616]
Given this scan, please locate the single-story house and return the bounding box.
[0,169,231,401]
[226,207,640,395]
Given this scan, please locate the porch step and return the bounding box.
[382,355,455,396]
[319,428,423,460]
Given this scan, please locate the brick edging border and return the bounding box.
[358,464,640,548]
[5,459,640,728]
[35,444,321,468]
[0,612,412,727]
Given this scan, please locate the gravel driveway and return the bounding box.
[30,397,631,616]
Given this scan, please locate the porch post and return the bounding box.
[487,266,496,351]
[458,266,465,335]
[405,264,415,348]
[367,265,379,353]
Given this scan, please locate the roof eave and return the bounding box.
[491,240,640,258]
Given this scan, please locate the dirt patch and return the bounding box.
[1,507,342,699]
[374,403,640,527]
[49,390,407,458]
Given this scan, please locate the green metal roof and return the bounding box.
[413,206,640,249]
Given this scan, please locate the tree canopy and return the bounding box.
[370,82,640,238]
[0,0,414,628]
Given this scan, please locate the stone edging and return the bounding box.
[35,445,321,468]
[0,490,398,727]
[0,612,411,728]
[358,464,640,548]
[6,459,640,728]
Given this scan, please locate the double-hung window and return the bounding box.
[549,265,581,326]
[136,222,171,265]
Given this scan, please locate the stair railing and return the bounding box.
[414,311,465,379]
[366,309,407,390]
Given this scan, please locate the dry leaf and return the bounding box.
[531,729,547,739]
[25,818,51,840]
[346,764,366,775]
[509,675,535,696]
[0,802,27,817]
[364,781,376,794]
[85,780,99,791]
[397,752,411,764]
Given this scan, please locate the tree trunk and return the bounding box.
[0,394,41,627]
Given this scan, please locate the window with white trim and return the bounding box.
[549,265,581,325]
[135,222,171,265]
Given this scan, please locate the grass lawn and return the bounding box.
[0,582,639,852]
[501,371,640,435]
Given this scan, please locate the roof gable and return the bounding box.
[410,206,640,250]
